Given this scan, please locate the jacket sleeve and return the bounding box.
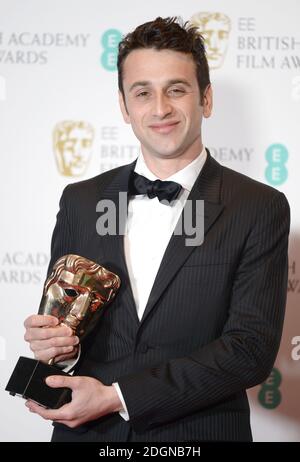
[117,192,290,432]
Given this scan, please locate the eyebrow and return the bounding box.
[128,79,192,92]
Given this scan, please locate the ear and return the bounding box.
[202,84,213,118]
[118,91,131,124]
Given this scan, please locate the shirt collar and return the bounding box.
[134,146,207,193]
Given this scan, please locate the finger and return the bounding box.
[54,348,79,363]
[24,325,73,341]
[33,345,76,362]
[30,336,79,352]
[24,315,59,328]
[25,400,71,421]
[54,420,80,428]
[45,375,79,390]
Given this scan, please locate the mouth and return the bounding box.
[149,121,180,134]
[209,53,221,60]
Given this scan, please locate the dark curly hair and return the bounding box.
[117,16,210,104]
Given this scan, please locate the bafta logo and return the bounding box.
[189,12,231,69]
[53,121,94,177]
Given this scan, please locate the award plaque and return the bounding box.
[5,254,120,409]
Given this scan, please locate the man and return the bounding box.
[24,17,290,442]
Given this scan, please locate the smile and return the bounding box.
[149,121,180,134]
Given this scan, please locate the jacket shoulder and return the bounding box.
[220,163,287,205]
[65,165,126,195]
[59,163,134,207]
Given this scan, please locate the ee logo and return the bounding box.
[265,143,288,186]
[258,368,282,409]
[100,29,122,71]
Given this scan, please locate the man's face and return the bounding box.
[119,49,212,163]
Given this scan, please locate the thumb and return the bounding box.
[45,375,75,389]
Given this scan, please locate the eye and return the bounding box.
[219,31,228,40]
[136,91,149,98]
[64,288,78,297]
[169,88,185,96]
[203,30,213,39]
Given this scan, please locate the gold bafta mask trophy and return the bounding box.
[6,254,120,409]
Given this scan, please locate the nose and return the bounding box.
[209,32,218,51]
[73,140,82,157]
[152,93,173,118]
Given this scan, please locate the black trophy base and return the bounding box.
[5,356,72,409]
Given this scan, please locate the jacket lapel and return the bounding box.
[140,150,225,324]
[97,161,140,326]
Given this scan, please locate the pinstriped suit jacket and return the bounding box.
[50,150,290,442]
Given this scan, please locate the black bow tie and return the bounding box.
[128,172,182,203]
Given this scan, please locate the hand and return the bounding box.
[24,314,79,364]
[25,375,123,427]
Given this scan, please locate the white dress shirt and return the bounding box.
[113,147,207,420]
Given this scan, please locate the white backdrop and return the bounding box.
[0,0,299,442]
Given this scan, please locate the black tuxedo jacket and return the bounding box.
[49,150,290,442]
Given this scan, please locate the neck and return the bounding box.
[141,145,204,180]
